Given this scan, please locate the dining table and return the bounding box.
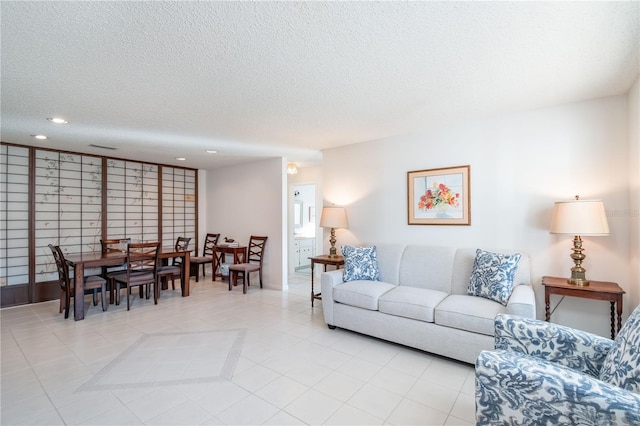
[65,246,190,321]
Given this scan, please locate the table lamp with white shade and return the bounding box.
[549,195,610,286]
[319,206,348,258]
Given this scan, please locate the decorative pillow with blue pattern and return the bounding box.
[467,249,521,305]
[599,305,640,394]
[341,245,380,282]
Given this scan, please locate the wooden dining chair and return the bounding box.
[157,237,191,292]
[189,233,220,282]
[228,236,268,294]
[111,241,160,310]
[48,244,108,318]
[101,238,130,304]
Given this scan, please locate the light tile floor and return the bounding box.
[1,273,475,425]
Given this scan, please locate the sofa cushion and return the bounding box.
[378,286,448,323]
[435,294,506,336]
[342,245,381,282]
[599,305,640,394]
[333,280,395,311]
[467,249,521,305]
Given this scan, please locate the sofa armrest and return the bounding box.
[320,269,344,326]
[494,314,613,377]
[506,284,535,318]
[475,350,640,425]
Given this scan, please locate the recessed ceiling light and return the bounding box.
[32,134,48,140]
[175,157,186,161]
[206,150,217,154]
[47,117,68,124]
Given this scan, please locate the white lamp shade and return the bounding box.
[550,199,609,235]
[319,206,348,229]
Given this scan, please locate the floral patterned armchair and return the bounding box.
[475,306,640,425]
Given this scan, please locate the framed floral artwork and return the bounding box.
[407,165,470,225]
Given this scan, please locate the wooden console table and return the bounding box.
[542,276,625,339]
[212,245,247,281]
[309,255,344,307]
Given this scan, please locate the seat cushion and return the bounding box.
[599,305,640,394]
[341,245,381,282]
[157,266,180,275]
[333,280,395,311]
[190,256,212,264]
[378,286,448,323]
[229,263,260,273]
[435,294,506,336]
[467,249,521,305]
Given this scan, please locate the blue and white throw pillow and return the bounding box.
[467,249,521,305]
[599,305,640,393]
[342,245,380,282]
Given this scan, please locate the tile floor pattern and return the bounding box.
[1,273,475,425]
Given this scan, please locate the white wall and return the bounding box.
[205,158,285,290]
[322,95,632,337]
[629,76,640,309]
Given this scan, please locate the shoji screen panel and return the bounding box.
[162,167,196,247]
[106,160,159,242]
[34,151,102,282]
[0,145,30,287]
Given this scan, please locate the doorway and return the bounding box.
[289,184,318,275]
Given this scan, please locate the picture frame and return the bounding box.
[407,165,470,225]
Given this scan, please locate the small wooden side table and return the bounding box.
[309,255,345,307]
[542,276,625,339]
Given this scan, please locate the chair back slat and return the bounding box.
[101,238,130,254]
[247,236,268,265]
[48,244,71,291]
[173,237,191,266]
[126,242,160,275]
[201,233,220,256]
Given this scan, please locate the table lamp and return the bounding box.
[319,206,348,258]
[549,195,609,286]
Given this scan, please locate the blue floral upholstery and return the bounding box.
[341,245,380,282]
[600,304,640,393]
[476,308,640,425]
[467,249,521,305]
[495,314,613,377]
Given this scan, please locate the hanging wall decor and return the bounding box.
[407,165,470,225]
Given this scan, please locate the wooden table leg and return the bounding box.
[74,263,85,321]
[310,260,315,307]
[544,287,551,321]
[616,295,623,336]
[182,251,190,297]
[610,301,616,339]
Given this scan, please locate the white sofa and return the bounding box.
[321,244,535,364]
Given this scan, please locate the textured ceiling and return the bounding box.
[1,1,638,170]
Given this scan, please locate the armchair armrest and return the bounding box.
[476,350,640,425]
[495,314,614,377]
[320,269,345,327]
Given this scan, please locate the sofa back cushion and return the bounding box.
[372,243,406,285]
[398,245,456,293]
[451,248,531,296]
[599,305,640,394]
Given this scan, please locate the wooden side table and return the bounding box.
[212,245,247,281]
[309,255,345,307]
[542,276,625,339]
